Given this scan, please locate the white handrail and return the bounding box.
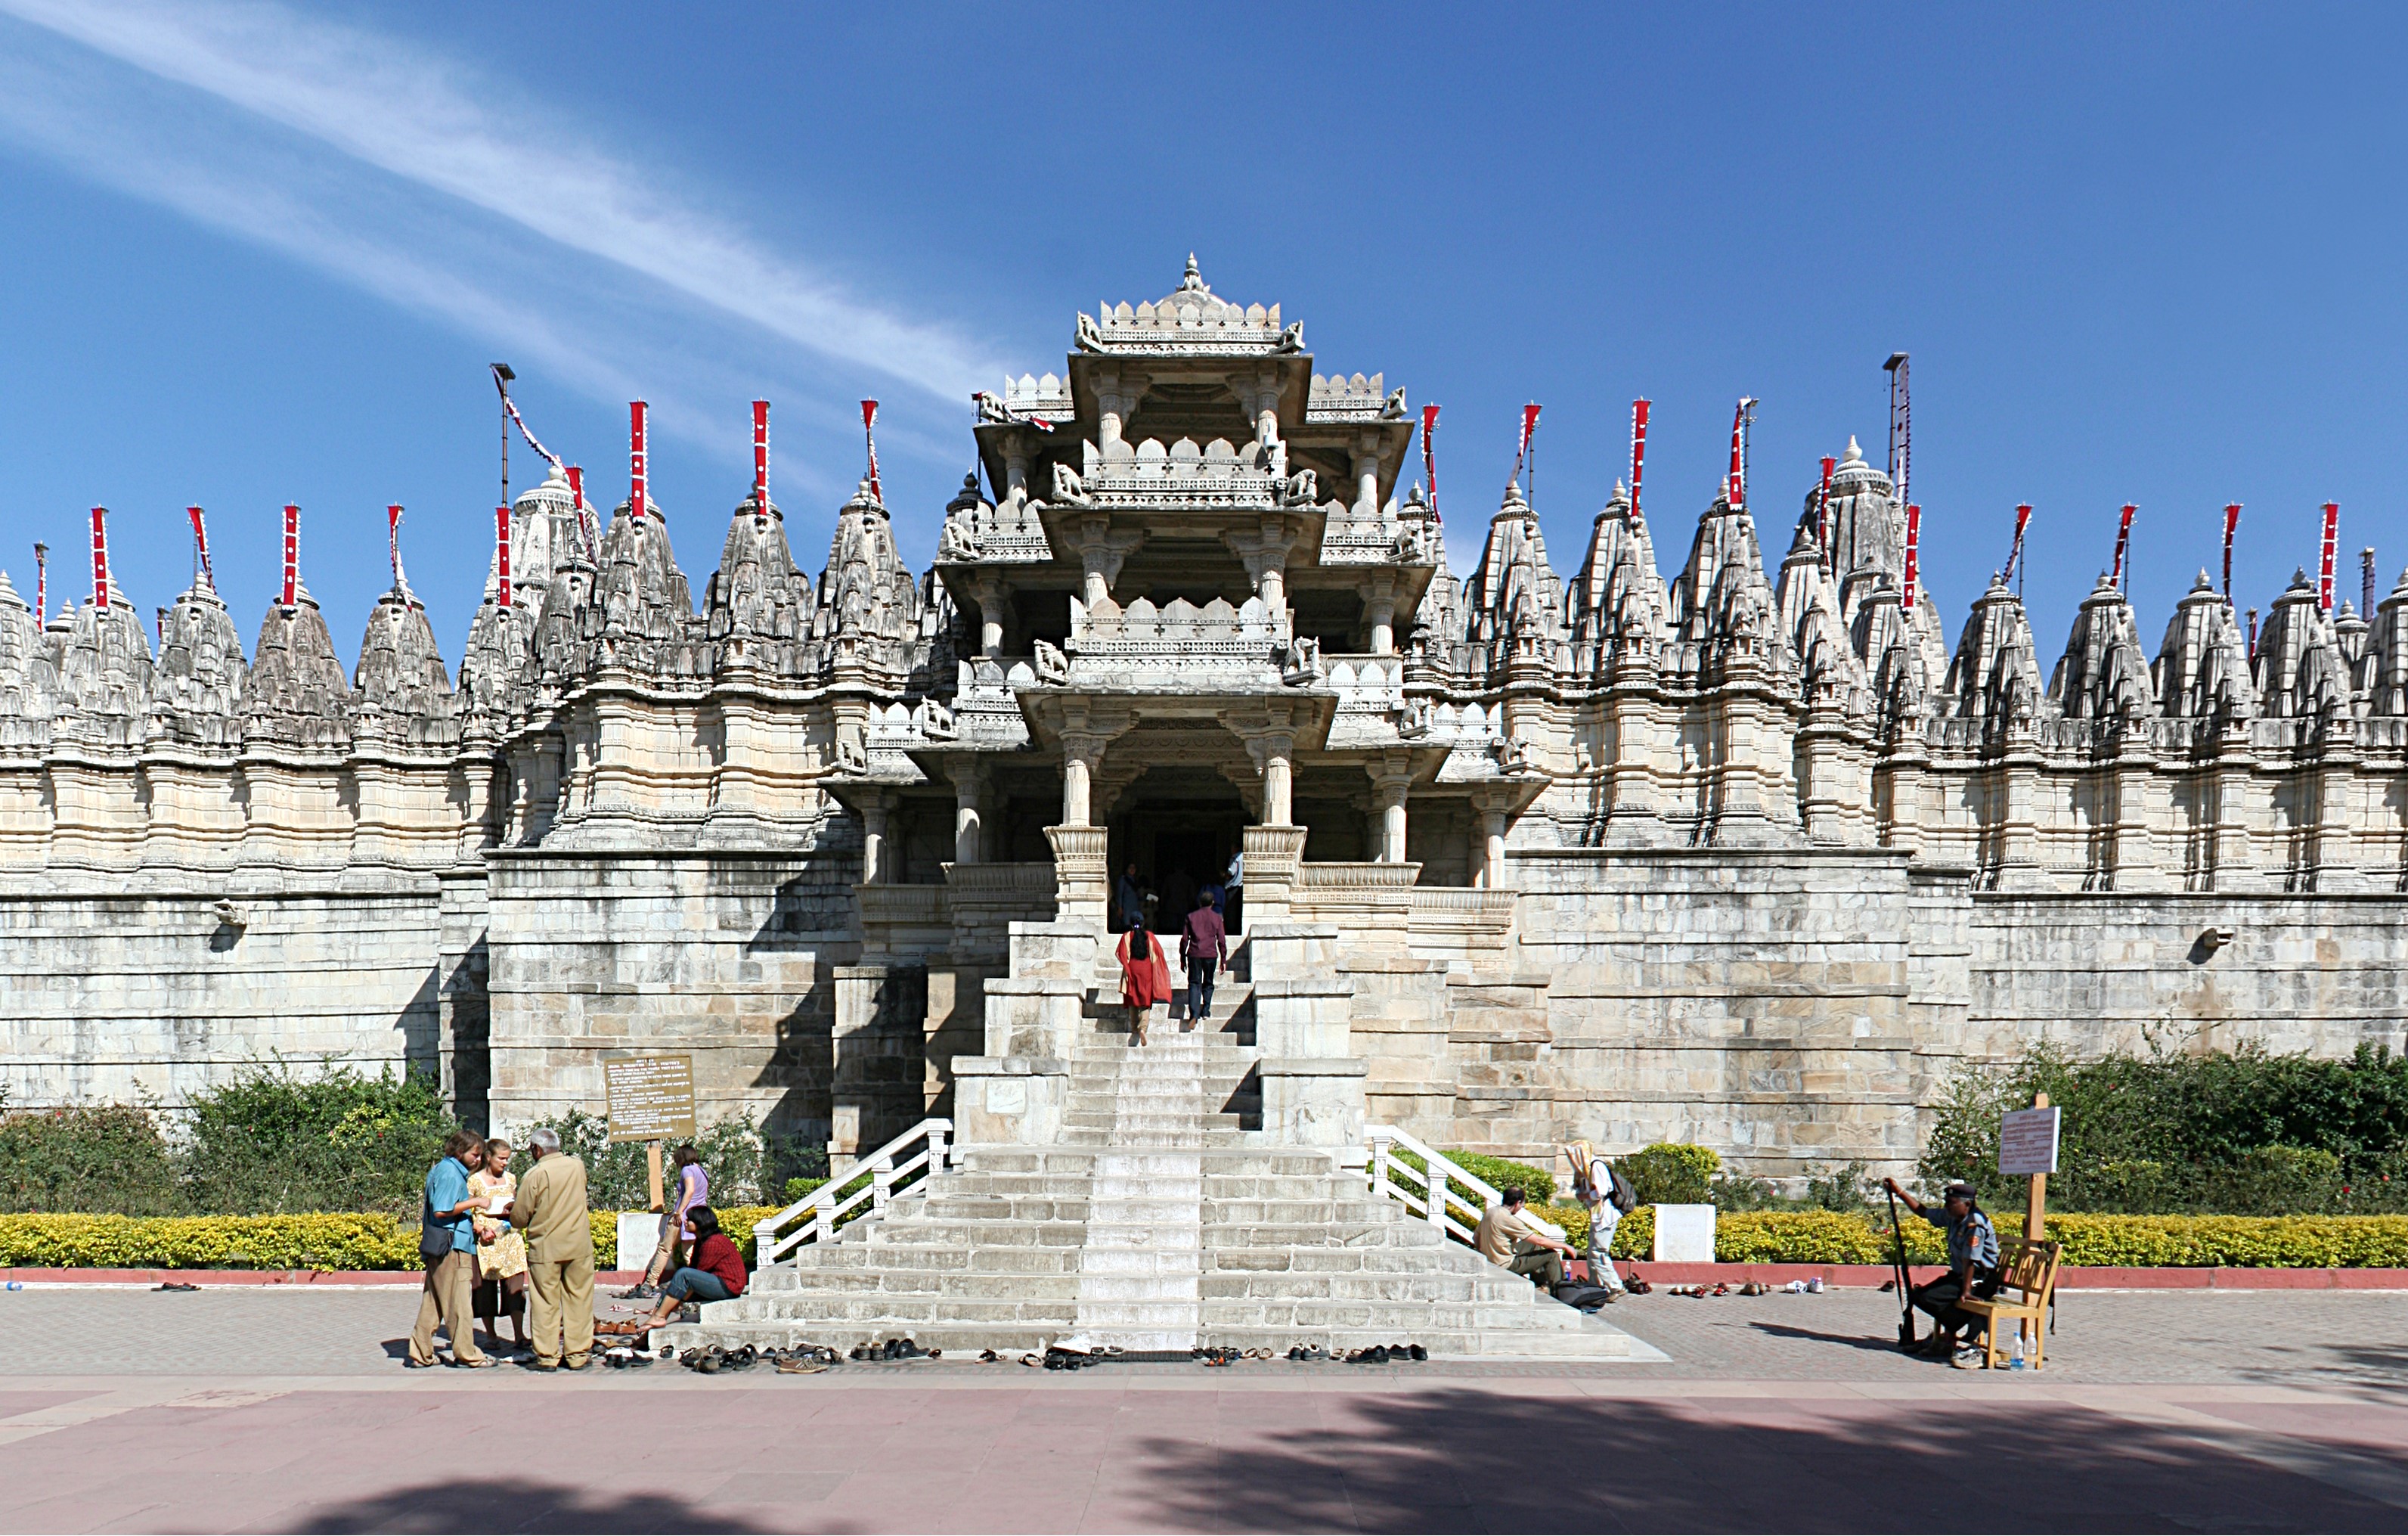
[1364,1123,1501,1248]
[753,1118,951,1268]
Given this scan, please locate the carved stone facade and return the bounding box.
[3,259,2403,1178]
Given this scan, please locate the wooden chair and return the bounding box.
[1959,1238,2062,1370]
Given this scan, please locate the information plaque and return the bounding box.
[603,1054,696,1143]
[1997,1105,2062,1177]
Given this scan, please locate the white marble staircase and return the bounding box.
[659,986,1638,1359]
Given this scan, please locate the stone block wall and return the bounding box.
[482,848,860,1145]
[1964,892,2408,1063]
[0,883,443,1109]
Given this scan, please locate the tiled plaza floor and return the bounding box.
[0,1285,2401,1531]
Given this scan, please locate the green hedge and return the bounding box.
[0,1209,781,1271]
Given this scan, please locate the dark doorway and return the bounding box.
[1108,767,1250,935]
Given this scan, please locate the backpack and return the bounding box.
[1604,1162,1640,1215]
[1551,1280,1616,1311]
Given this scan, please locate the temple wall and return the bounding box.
[1963,892,2408,1063]
[0,883,443,1109]
[481,842,860,1148]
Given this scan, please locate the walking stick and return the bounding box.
[1883,1185,1919,1350]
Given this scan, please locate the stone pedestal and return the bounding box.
[1046,824,1109,927]
[1248,920,1366,1149]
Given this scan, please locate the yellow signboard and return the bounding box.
[603,1054,697,1143]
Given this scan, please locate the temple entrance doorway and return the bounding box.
[1106,766,1250,936]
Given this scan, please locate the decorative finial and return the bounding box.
[1842,436,1864,464]
[1183,252,1201,289]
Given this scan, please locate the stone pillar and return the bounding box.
[1061,735,1103,827]
[1367,573,1396,656]
[1004,439,1031,505]
[1225,518,1294,612]
[952,762,987,866]
[1471,791,1509,888]
[1095,369,1136,459]
[860,791,893,885]
[1258,740,1294,826]
[972,576,1006,657]
[1367,754,1412,864]
[1352,439,1380,518]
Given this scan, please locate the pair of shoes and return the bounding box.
[522,1358,559,1371]
[446,1355,497,1369]
[1950,1348,1986,1370]
[776,1358,829,1374]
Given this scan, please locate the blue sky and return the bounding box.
[0,2,2400,667]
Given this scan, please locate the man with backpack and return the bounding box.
[1565,1140,1635,1299]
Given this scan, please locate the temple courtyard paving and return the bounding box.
[0,1286,2402,1532]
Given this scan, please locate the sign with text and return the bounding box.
[603,1054,696,1143]
[1997,1106,2062,1177]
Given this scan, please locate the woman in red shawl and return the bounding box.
[1117,916,1172,1045]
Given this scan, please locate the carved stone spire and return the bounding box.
[2152,571,2256,722]
[1568,479,1668,681]
[53,577,154,749]
[1802,436,1901,629]
[246,582,352,750]
[1780,518,1869,718]
[814,478,921,679]
[593,488,699,678]
[352,583,455,750]
[152,572,247,749]
[2254,569,2356,720]
[705,486,817,677]
[1669,479,1795,688]
[2368,566,2408,716]
[1943,573,2048,728]
[1464,479,1566,681]
[2047,573,2158,721]
[0,569,57,750]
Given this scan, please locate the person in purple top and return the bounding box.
[1179,890,1228,1031]
[624,1144,708,1299]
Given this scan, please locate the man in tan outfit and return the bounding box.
[507,1127,594,1370]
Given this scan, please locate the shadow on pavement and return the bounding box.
[1122,1388,2405,1534]
[1745,1320,1913,1354]
[278,1480,765,1534]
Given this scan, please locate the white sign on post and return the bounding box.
[1998,1106,2062,1176]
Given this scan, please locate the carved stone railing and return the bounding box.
[857,883,947,929]
[1298,861,1421,890]
[1304,371,1399,423]
[754,1118,951,1266]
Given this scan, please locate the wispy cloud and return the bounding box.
[0,0,996,405]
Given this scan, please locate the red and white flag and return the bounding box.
[281,504,299,608]
[496,506,513,608]
[1629,399,1650,523]
[2319,501,2339,613]
[862,399,883,503]
[1815,455,1835,567]
[1421,403,1441,525]
[753,399,771,510]
[1514,403,1542,492]
[1903,504,1923,612]
[2221,503,2241,598]
[91,507,109,610]
[630,401,649,523]
[2005,504,2034,586]
[187,505,214,589]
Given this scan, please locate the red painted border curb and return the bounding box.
[1592,1262,2408,1290]
[1,1269,647,1287]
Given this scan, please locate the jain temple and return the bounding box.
[4,259,2406,1195]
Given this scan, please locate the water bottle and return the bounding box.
[2009,1330,2026,1370]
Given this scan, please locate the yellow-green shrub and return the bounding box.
[0,1213,420,1270]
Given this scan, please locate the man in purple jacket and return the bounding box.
[1179,891,1228,1031]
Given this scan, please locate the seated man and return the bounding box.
[1882,1177,2001,1367]
[1473,1187,1576,1290]
[606,1205,748,1335]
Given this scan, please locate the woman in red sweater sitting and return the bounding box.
[610,1205,747,1335]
